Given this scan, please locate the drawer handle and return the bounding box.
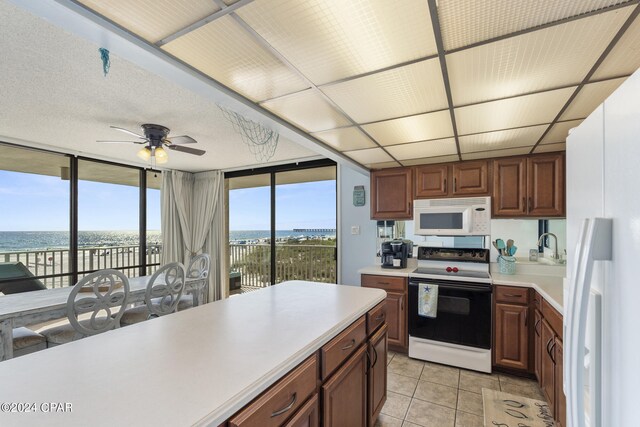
[374,314,385,322]
[546,337,554,356]
[271,393,297,418]
[503,294,522,298]
[549,341,557,364]
[372,343,378,368]
[378,282,390,285]
[534,318,541,336]
[341,339,356,351]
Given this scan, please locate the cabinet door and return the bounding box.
[534,309,542,384]
[494,303,529,370]
[322,345,368,427]
[492,157,527,216]
[527,153,565,217]
[452,160,490,196]
[540,319,556,413]
[385,290,407,352]
[414,165,449,198]
[283,394,319,427]
[371,168,413,219]
[368,325,388,427]
[554,339,566,427]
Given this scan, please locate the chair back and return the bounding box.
[145,262,186,317]
[67,269,129,336]
[187,253,210,281]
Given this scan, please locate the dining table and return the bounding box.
[0,274,207,361]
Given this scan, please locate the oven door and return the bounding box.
[408,279,492,349]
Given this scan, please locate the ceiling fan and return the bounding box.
[97,124,206,164]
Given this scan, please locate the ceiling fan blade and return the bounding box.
[167,144,206,156]
[96,140,146,144]
[110,126,145,139]
[167,135,197,145]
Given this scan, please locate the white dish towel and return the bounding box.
[418,283,438,318]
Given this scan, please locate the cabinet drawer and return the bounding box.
[542,299,563,340]
[361,274,405,292]
[229,354,318,427]
[495,286,529,304]
[321,316,366,380]
[366,301,386,336]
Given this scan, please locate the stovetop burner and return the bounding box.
[410,247,492,284]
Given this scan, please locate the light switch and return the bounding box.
[351,226,360,235]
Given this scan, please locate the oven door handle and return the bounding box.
[409,281,492,293]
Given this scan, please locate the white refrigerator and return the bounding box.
[566,67,640,427]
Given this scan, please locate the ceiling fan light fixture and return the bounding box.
[154,146,168,163]
[137,146,152,161]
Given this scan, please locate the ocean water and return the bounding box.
[0,230,162,252]
[0,230,335,252]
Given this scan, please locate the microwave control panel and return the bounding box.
[471,206,491,235]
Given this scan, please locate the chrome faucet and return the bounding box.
[537,232,559,261]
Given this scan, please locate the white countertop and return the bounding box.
[491,273,564,314]
[0,281,385,427]
[358,263,564,314]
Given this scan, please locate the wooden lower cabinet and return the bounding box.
[494,302,529,370]
[322,345,368,427]
[361,275,407,352]
[368,325,388,427]
[540,318,556,415]
[534,309,542,384]
[555,339,566,427]
[283,394,319,427]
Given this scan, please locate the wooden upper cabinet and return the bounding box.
[493,153,565,218]
[527,153,565,217]
[370,168,412,219]
[452,160,490,196]
[493,157,527,216]
[414,165,448,198]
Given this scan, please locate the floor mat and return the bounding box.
[482,389,556,427]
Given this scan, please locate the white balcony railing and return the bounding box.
[0,244,162,289]
[229,244,336,289]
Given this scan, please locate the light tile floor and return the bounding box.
[376,352,546,427]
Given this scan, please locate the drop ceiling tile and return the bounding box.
[362,110,454,146]
[78,0,219,43]
[321,59,448,124]
[535,142,567,153]
[593,19,640,79]
[311,127,377,151]
[446,7,633,105]
[459,125,548,153]
[561,77,627,120]
[367,161,402,169]
[402,155,461,166]
[386,138,458,160]
[162,16,309,102]
[455,87,575,135]
[461,146,533,161]
[261,89,351,132]
[344,148,394,165]
[236,0,437,85]
[540,119,584,144]
[438,0,632,50]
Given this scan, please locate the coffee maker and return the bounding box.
[381,240,409,269]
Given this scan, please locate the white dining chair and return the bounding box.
[41,269,129,347]
[119,262,186,326]
[177,253,210,311]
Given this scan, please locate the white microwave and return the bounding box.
[413,197,491,236]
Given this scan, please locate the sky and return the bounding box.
[0,170,161,231]
[229,180,336,230]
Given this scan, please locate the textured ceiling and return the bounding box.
[8,0,640,170]
[0,0,319,172]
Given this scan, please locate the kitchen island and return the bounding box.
[0,281,386,427]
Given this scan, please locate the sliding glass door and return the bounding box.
[226,161,336,295]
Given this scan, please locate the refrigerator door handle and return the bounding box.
[568,218,611,427]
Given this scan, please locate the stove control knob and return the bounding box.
[446,267,453,272]
[452,267,459,273]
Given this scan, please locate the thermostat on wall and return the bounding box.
[353,185,365,206]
